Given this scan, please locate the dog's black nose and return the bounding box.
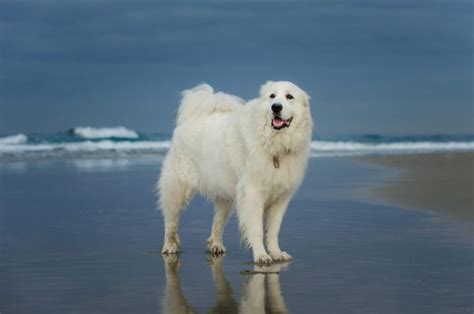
[271,103,283,114]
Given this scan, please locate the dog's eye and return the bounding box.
[270,94,276,99]
[286,94,294,100]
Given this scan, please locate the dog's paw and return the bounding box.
[254,253,273,265]
[207,238,226,254]
[207,252,225,266]
[270,250,293,262]
[161,242,179,254]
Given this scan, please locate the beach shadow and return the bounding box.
[161,254,290,314]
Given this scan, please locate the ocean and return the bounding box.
[1,126,473,160]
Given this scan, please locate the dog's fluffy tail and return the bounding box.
[176,84,244,125]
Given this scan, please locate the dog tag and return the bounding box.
[273,156,280,168]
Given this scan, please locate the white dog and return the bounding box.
[157,81,313,264]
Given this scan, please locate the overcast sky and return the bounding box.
[1,0,472,135]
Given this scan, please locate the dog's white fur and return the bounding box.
[157,81,313,264]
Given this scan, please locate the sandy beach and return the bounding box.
[361,152,474,222]
[0,154,473,313]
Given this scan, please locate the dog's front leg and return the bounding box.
[236,186,273,264]
[266,194,293,261]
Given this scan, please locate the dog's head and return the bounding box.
[259,81,311,131]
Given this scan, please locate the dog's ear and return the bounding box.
[259,81,273,98]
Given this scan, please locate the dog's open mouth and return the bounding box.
[272,116,293,130]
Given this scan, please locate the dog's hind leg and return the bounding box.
[207,198,232,254]
[158,156,196,254]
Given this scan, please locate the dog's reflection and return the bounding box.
[240,262,290,314]
[162,254,197,314]
[161,254,290,314]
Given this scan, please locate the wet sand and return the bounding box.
[360,152,474,222]
[0,156,473,313]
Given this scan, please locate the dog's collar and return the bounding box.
[273,156,280,168]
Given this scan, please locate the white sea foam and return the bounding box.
[0,134,28,145]
[62,140,170,151]
[0,140,171,155]
[1,139,473,159]
[72,126,139,139]
[310,140,474,155]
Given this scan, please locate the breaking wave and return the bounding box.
[0,134,28,145]
[310,140,474,156]
[0,129,472,160]
[71,126,139,139]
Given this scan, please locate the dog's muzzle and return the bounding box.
[271,115,293,130]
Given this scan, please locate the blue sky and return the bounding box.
[1,0,472,135]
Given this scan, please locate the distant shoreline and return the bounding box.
[1,131,473,161]
[358,152,474,222]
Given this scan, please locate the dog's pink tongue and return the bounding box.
[272,118,285,128]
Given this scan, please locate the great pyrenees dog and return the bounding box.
[157,81,313,264]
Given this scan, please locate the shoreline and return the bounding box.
[358,152,474,222]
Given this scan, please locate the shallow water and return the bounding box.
[0,157,472,313]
